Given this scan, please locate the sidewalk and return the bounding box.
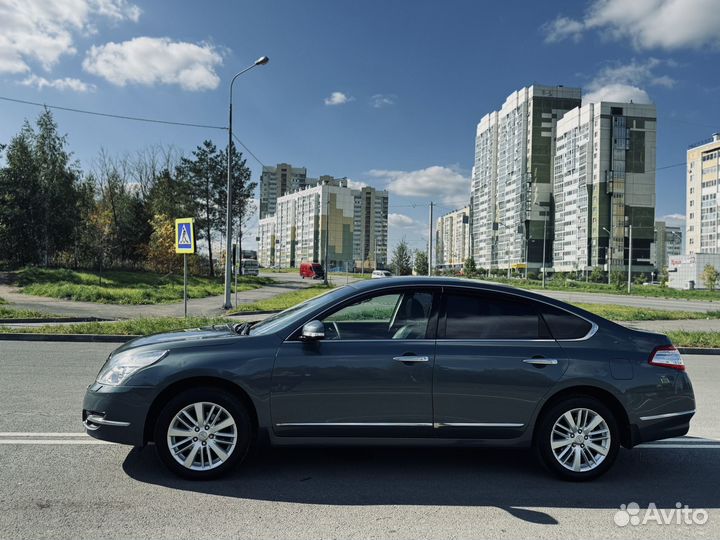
[621,319,720,333]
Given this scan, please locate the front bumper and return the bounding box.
[82,382,155,447]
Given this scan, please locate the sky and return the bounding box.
[1,0,719,252]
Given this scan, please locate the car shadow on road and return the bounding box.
[122,444,720,525]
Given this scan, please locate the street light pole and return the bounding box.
[602,227,612,286]
[541,214,548,289]
[323,195,330,286]
[627,223,633,294]
[223,55,269,310]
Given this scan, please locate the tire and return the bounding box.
[535,396,620,481]
[154,387,252,480]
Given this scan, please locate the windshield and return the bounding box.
[248,286,348,336]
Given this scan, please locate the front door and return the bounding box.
[271,287,438,437]
[433,289,568,438]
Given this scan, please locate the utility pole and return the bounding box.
[603,226,612,285]
[323,195,330,286]
[627,224,633,293]
[428,202,433,277]
[541,214,548,288]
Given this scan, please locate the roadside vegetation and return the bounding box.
[576,304,720,322]
[0,316,232,336]
[667,331,720,349]
[0,305,62,320]
[15,267,271,305]
[229,285,335,314]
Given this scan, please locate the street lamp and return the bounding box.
[223,55,269,309]
[602,227,612,286]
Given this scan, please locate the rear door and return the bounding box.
[433,288,568,438]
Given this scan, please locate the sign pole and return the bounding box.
[183,254,188,319]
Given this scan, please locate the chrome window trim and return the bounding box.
[639,409,696,421]
[283,282,599,343]
[84,414,130,428]
[433,422,524,428]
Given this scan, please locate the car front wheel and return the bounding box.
[154,388,252,480]
[535,396,620,481]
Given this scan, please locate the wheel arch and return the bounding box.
[143,376,259,445]
[533,385,633,448]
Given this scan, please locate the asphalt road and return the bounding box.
[1,341,718,539]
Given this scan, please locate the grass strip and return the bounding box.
[0,316,232,336]
[230,285,335,314]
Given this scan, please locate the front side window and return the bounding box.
[443,292,549,340]
[321,290,434,340]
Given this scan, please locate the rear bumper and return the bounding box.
[630,409,695,446]
[82,383,154,447]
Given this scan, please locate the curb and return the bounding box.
[0,333,135,343]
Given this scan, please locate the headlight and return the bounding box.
[96,349,169,386]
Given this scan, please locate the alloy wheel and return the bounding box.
[550,407,611,473]
[166,401,237,471]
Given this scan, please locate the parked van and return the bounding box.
[240,258,259,276]
[299,262,324,279]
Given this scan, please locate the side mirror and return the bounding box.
[301,320,325,340]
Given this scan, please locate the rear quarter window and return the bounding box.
[540,305,593,340]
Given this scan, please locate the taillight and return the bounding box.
[649,345,685,371]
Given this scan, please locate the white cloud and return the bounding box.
[583,59,675,104]
[543,0,720,50]
[543,16,585,43]
[346,179,368,190]
[583,83,652,105]
[369,165,471,207]
[324,91,353,106]
[82,37,223,91]
[371,93,396,108]
[388,213,416,228]
[20,74,95,92]
[660,213,686,227]
[0,0,140,75]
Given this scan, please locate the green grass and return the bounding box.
[0,297,6,305]
[667,331,720,349]
[478,276,720,301]
[230,285,335,314]
[0,305,64,319]
[16,267,272,305]
[330,272,372,280]
[576,303,720,322]
[0,316,232,336]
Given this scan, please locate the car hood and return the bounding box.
[113,324,239,354]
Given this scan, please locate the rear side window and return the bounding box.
[443,292,549,340]
[540,305,593,340]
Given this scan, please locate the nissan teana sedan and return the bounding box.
[83,277,695,481]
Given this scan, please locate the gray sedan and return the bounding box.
[83,277,695,481]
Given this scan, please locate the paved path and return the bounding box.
[533,289,720,313]
[621,319,720,333]
[0,280,311,320]
[0,342,718,539]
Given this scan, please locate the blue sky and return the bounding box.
[1,0,719,251]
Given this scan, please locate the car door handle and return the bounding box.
[523,358,558,366]
[393,355,430,363]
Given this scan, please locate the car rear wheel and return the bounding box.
[154,388,252,480]
[535,396,620,481]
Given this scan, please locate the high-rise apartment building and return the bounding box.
[259,163,309,218]
[686,133,720,254]
[353,186,389,270]
[651,220,682,271]
[436,206,471,270]
[471,85,582,272]
[257,177,388,270]
[552,102,657,274]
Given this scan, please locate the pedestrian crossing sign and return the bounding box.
[175,218,195,254]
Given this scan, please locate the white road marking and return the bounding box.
[0,439,112,445]
[0,432,90,437]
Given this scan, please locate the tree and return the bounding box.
[589,266,604,283]
[464,256,477,277]
[414,250,428,275]
[146,214,179,274]
[610,270,625,290]
[702,264,719,291]
[659,266,669,288]
[390,240,412,276]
